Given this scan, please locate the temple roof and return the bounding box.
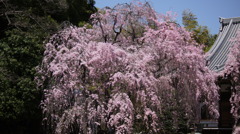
[206,17,240,72]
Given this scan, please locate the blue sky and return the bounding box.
[95,0,240,34]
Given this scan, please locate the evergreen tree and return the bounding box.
[0,0,96,133]
[182,9,217,52]
[182,9,198,32]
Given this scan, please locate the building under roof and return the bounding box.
[207,17,240,72]
[200,17,240,134]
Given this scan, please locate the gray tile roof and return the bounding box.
[206,17,240,72]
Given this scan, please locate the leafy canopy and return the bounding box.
[0,0,96,133]
[182,9,217,52]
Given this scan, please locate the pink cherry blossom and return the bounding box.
[36,2,219,133]
[224,31,240,126]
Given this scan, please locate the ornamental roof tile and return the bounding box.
[207,17,240,72]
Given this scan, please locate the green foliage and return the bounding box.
[182,9,217,52]
[0,28,45,133]
[67,0,97,25]
[0,0,97,133]
[182,9,198,32]
[78,21,93,29]
[193,26,209,45]
[204,34,217,52]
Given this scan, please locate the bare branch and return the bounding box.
[97,17,107,43]
[112,15,123,44]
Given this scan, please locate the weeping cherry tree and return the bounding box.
[36,2,219,134]
[224,31,240,133]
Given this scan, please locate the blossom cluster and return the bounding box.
[37,2,219,133]
[224,31,240,126]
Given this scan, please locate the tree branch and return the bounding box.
[112,15,123,44]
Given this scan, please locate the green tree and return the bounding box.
[182,9,198,32]
[67,0,97,25]
[0,27,46,134]
[193,26,210,45]
[0,0,96,133]
[182,9,217,52]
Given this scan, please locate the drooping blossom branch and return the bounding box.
[36,2,219,133]
[224,31,240,128]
